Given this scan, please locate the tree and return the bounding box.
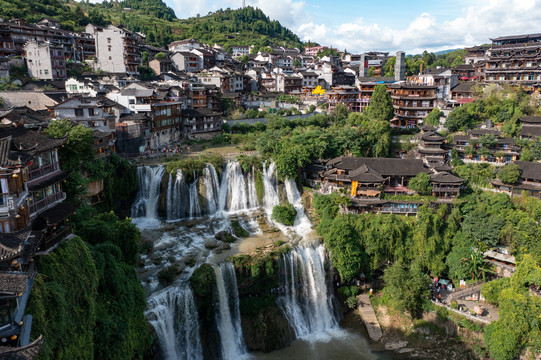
[293,58,301,67]
[408,172,432,195]
[423,107,441,127]
[324,217,369,283]
[383,261,430,319]
[330,103,350,124]
[271,203,297,226]
[364,85,393,122]
[497,163,521,185]
[154,51,166,59]
[45,118,94,170]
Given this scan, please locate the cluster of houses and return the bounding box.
[0,125,72,356]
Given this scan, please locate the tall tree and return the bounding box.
[365,84,394,122]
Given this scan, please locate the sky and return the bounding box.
[158,0,541,54]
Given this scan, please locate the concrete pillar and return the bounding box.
[395,51,405,81]
[359,54,367,77]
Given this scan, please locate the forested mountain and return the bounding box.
[0,0,302,49]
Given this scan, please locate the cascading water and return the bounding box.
[261,162,279,215]
[202,164,220,215]
[132,165,165,219]
[188,174,202,218]
[278,245,339,338]
[214,262,247,359]
[146,285,203,360]
[284,178,312,237]
[166,169,189,220]
[219,161,258,212]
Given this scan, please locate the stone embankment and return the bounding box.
[356,293,383,342]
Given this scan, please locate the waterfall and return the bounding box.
[278,245,339,338]
[146,286,203,360]
[189,176,202,218]
[261,162,279,216]
[167,169,189,220]
[284,178,312,237]
[214,262,247,359]
[202,164,220,215]
[219,161,258,212]
[132,165,165,219]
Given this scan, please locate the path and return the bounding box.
[356,293,382,342]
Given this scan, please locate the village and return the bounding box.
[0,13,539,359]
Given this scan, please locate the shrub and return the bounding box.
[231,220,249,237]
[158,264,180,283]
[272,203,297,226]
[497,163,521,185]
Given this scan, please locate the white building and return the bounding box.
[87,24,141,75]
[24,40,66,80]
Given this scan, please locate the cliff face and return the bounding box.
[241,303,295,352]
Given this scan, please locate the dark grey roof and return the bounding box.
[515,161,541,181]
[27,169,72,191]
[519,116,541,124]
[0,272,28,295]
[349,164,385,183]
[519,125,541,137]
[451,82,477,93]
[326,156,429,177]
[0,230,29,263]
[429,171,465,184]
[0,335,43,360]
[120,88,155,97]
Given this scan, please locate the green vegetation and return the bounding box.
[28,215,153,360]
[165,153,223,183]
[445,86,536,135]
[482,256,541,360]
[455,163,496,188]
[189,264,216,321]
[272,203,297,226]
[424,107,441,127]
[0,1,301,49]
[383,261,431,319]
[408,172,432,195]
[231,220,249,237]
[363,84,394,122]
[497,163,521,185]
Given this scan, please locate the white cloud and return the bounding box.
[297,0,541,53]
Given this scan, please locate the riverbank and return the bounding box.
[367,292,489,360]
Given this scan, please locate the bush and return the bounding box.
[497,163,521,185]
[231,220,249,237]
[158,264,180,283]
[272,203,297,226]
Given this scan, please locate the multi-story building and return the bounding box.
[304,46,328,57]
[182,108,221,139]
[389,83,437,128]
[276,73,302,93]
[171,51,202,72]
[149,58,172,76]
[107,84,156,113]
[149,101,184,148]
[231,45,251,57]
[464,45,488,65]
[518,116,541,140]
[24,40,66,80]
[410,68,457,104]
[485,33,541,90]
[357,77,395,113]
[326,85,361,112]
[87,24,142,75]
[168,38,201,52]
[297,71,319,88]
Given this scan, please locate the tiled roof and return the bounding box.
[0,271,28,294]
[326,156,429,177]
[0,335,43,360]
[515,160,541,181]
[349,164,385,183]
[429,171,465,184]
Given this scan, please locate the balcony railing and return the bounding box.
[29,163,60,181]
[29,192,65,215]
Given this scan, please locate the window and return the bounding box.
[75,108,84,117]
[108,45,111,52]
[129,99,135,105]
[88,108,95,116]
[109,56,112,60]
[44,69,48,75]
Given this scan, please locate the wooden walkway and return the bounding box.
[356,293,382,342]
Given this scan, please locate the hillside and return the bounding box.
[0,0,303,50]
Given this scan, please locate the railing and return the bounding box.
[29,163,60,181]
[42,225,71,251]
[29,192,65,215]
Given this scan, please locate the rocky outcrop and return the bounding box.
[241,302,295,352]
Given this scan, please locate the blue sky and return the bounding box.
[162,0,540,54]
